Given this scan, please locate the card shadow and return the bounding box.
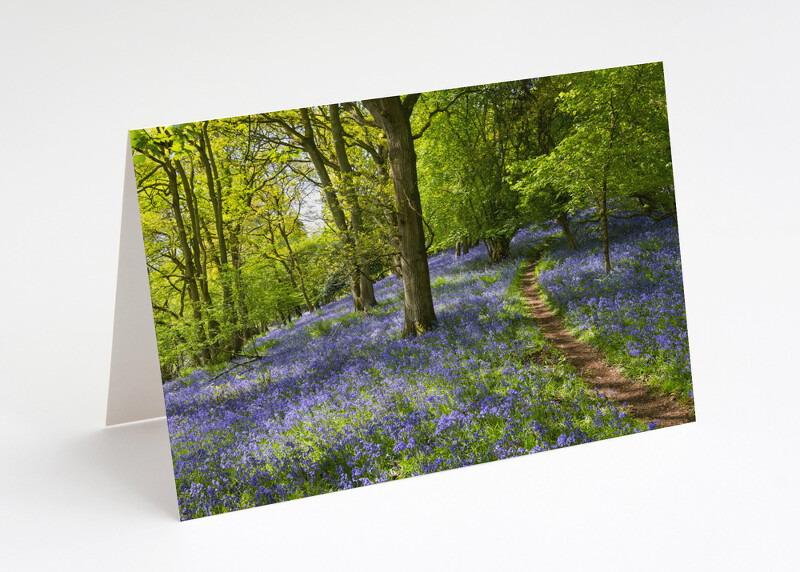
[70,418,178,520]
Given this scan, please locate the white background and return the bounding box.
[2,1,799,569]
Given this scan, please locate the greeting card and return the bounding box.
[110,62,694,520]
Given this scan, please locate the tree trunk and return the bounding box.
[228,235,248,354]
[297,107,369,312]
[330,103,377,311]
[601,173,612,274]
[166,163,212,364]
[484,237,511,262]
[600,94,617,275]
[392,253,403,278]
[277,224,315,312]
[197,122,237,352]
[174,160,209,303]
[555,212,577,250]
[349,276,364,312]
[384,207,402,278]
[359,272,377,308]
[362,96,437,336]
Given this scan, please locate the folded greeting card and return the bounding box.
[112,61,695,520]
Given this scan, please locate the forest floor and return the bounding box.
[165,222,697,519]
[521,258,696,428]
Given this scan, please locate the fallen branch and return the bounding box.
[207,353,265,383]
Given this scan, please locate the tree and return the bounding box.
[510,75,577,249]
[251,164,318,313]
[132,126,219,366]
[520,63,674,273]
[416,83,538,261]
[132,62,676,376]
[328,103,378,309]
[256,107,380,312]
[362,96,437,336]
[132,117,331,376]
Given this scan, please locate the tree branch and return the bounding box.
[341,102,380,129]
[401,93,421,117]
[412,88,478,140]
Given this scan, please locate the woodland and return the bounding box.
[131,62,690,518]
[133,62,675,379]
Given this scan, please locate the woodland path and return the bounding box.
[520,259,696,428]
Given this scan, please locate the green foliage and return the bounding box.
[479,272,500,286]
[133,63,677,378]
[307,318,334,338]
[368,296,401,318]
[514,63,675,218]
[133,117,333,377]
[416,83,537,255]
[307,311,363,339]
[534,255,558,275]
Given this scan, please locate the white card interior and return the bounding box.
[106,138,166,426]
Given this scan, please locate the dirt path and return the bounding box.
[521,259,696,428]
